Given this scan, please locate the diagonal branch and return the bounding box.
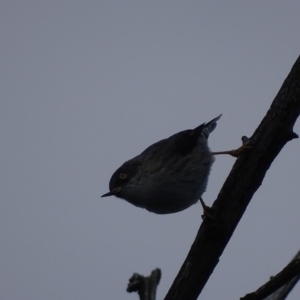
[241,256,300,300]
[164,55,300,300]
[262,250,300,300]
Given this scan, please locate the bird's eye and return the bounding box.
[119,173,127,179]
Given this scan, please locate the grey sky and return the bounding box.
[1,1,300,299]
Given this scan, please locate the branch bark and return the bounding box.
[164,55,300,300]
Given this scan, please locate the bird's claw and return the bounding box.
[226,144,253,157]
[199,198,216,221]
[212,136,253,157]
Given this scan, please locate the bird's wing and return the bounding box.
[139,128,202,158]
[172,128,204,155]
[140,115,221,158]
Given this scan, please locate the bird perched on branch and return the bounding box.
[102,115,249,214]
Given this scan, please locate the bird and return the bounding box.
[102,115,248,214]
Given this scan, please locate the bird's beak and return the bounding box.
[101,191,115,197]
[101,187,122,198]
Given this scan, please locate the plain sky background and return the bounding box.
[1,1,300,300]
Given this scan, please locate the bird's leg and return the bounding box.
[199,198,215,221]
[212,136,252,158]
[212,146,252,157]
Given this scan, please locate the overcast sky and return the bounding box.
[1,1,300,300]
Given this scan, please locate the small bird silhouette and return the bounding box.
[102,115,249,214]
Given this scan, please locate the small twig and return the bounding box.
[259,250,300,300]
[127,268,162,300]
[241,258,300,300]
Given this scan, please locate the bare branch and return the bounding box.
[241,258,300,300]
[164,55,300,300]
[262,250,300,300]
[127,268,161,300]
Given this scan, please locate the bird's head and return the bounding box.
[101,159,141,199]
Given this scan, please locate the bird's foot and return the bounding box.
[212,136,253,158]
[213,145,252,157]
[199,198,215,221]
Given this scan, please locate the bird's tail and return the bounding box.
[201,114,222,139]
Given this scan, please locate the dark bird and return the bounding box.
[102,115,248,214]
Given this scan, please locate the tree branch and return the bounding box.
[127,268,161,300]
[164,55,300,300]
[262,250,300,300]
[241,257,300,300]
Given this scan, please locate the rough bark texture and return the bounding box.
[164,55,300,300]
[127,268,161,300]
[241,258,300,300]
